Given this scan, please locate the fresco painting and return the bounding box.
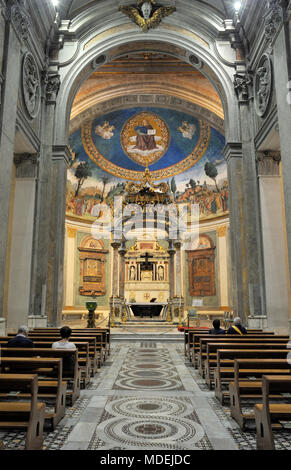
[67,107,228,222]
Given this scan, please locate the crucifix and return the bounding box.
[140,252,153,271]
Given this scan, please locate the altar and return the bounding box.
[128,302,167,318]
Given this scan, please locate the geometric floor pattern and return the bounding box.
[1,342,291,450]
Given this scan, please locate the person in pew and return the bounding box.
[52,326,76,376]
[209,319,225,335]
[227,317,247,335]
[7,326,34,348]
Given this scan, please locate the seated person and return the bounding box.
[52,326,76,375]
[209,319,225,335]
[7,326,34,348]
[227,316,247,335]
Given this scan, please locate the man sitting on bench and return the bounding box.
[227,317,247,335]
[7,326,34,348]
[52,326,76,376]
[209,319,225,335]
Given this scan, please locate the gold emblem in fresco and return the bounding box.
[120,112,170,167]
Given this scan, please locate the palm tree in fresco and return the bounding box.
[204,162,219,192]
[100,175,111,202]
[74,161,92,197]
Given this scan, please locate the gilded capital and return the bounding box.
[217,226,227,238]
[67,227,77,238]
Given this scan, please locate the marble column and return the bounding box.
[64,227,77,307]
[6,154,37,330]
[46,145,71,326]
[217,226,229,309]
[0,15,22,325]
[111,242,120,298]
[272,16,291,328]
[257,151,289,331]
[224,143,248,319]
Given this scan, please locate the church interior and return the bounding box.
[0,0,291,453]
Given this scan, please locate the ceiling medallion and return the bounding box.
[119,0,176,33]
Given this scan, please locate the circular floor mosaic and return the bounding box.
[97,416,205,449]
[105,397,193,419]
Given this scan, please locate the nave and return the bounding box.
[1,341,290,451]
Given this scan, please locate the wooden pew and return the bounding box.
[0,374,46,450]
[254,375,291,450]
[183,328,209,357]
[198,337,289,376]
[29,329,110,360]
[229,359,291,430]
[22,334,104,368]
[203,341,289,387]
[214,350,290,403]
[189,333,282,368]
[0,355,79,408]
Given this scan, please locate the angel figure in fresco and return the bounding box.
[119,1,176,33]
[95,121,115,140]
[178,121,197,140]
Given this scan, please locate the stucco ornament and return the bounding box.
[22,52,41,119]
[119,0,176,32]
[254,54,272,118]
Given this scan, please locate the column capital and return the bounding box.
[257,150,281,176]
[233,71,253,104]
[14,152,38,178]
[223,142,243,163]
[217,226,227,238]
[111,241,121,250]
[174,240,182,250]
[67,226,77,238]
[42,71,61,105]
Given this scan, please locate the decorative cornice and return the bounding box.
[6,0,30,42]
[264,0,284,44]
[223,142,243,163]
[257,150,281,176]
[52,145,72,166]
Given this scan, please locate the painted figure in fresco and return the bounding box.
[134,119,157,151]
[178,121,197,140]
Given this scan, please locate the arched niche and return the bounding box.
[78,236,109,296]
[187,234,216,297]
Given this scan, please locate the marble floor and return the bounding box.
[1,342,291,451]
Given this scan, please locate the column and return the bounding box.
[223,143,248,318]
[30,73,62,323]
[217,226,229,309]
[64,227,77,307]
[168,241,176,300]
[270,4,291,333]
[111,242,120,298]
[174,241,182,298]
[257,151,289,332]
[6,154,37,330]
[46,145,71,326]
[118,242,126,300]
[0,7,23,328]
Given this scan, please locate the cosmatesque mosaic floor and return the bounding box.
[1,342,291,451]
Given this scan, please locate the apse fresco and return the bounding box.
[67,107,228,221]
